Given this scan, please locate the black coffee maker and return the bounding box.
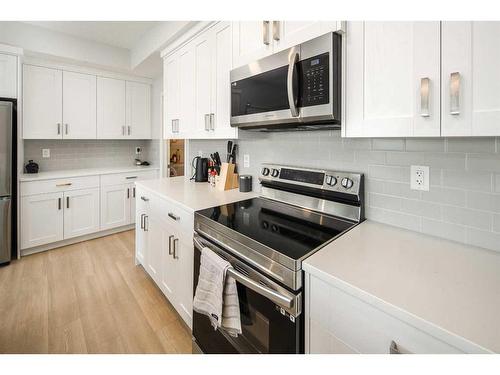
[192,156,208,182]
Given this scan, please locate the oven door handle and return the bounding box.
[193,237,294,309]
[287,50,300,118]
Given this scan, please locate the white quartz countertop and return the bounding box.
[19,166,160,182]
[303,220,500,353]
[135,176,258,212]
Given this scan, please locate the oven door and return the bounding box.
[230,46,300,129]
[193,234,303,354]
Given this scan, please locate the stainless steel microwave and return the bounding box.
[230,32,341,131]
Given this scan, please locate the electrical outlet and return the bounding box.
[135,146,142,155]
[410,165,430,191]
[243,154,250,168]
[42,149,50,158]
[198,150,203,157]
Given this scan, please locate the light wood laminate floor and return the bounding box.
[0,230,192,354]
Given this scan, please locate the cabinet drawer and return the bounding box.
[21,175,99,196]
[154,198,194,236]
[308,275,464,354]
[100,170,158,186]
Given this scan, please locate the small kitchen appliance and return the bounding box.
[193,156,209,182]
[192,163,364,353]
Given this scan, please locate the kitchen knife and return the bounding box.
[229,144,237,164]
[227,141,233,162]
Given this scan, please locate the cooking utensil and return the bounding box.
[229,144,237,164]
[227,141,233,162]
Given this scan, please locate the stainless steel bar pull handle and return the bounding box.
[168,235,174,255]
[140,196,149,202]
[66,196,70,209]
[262,21,270,45]
[171,120,175,133]
[56,183,72,187]
[450,72,461,115]
[125,176,137,179]
[58,197,62,210]
[140,213,145,229]
[173,238,179,259]
[272,21,280,41]
[420,77,430,117]
[128,126,131,136]
[144,215,148,231]
[204,114,210,131]
[57,123,61,135]
[209,113,215,130]
[168,212,180,221]
[127,188,130,199]
[65,124,68,135]
[133,187,136,198]
[287,51,300,118]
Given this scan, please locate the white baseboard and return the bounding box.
[20,225,135,256]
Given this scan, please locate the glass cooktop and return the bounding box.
[196,197,356,261]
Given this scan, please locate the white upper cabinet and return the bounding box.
[273,21,342,52]
[163,54,181,139]
[23,65,63,139]
[441,22,500,136]
[194,31,213,136]
[0,53,17,99]
[97,77,126,139]
[232,21,273,68]
[344,22,441,138]
[126,81,151,139]
[62,71,97,139]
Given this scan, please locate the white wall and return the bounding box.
[0,22,131,71]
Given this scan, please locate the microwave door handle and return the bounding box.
[193,237,294,309]
[287,51,300,118]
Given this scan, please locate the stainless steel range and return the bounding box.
[192,163,364,354]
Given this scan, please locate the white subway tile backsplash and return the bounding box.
[467,228,500,252]
[421,219,468,244]
[190,133,500,254]
[442,169,493,192]
[372,138,405,151]
[406,138,445,152]
[447,138,497,153]
[466,191,500,213]
[442,206,492,230]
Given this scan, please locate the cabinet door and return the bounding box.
[442,21,500,136]
[135,188,150,266]
[174,234,194,328]
[211,22,237,139]
[62,71,97,139]
[126,81,151,139]
[232,21,273,69]
[345,22,441,138]
[129,183,136,224]
[0,54,17,98]
[163,55,180,139]
[194,33,213,136]
[63,188,99,239]
[23,65,63,139]
[100,184,131,230]
[160,225,177,303]
[178,45,196,139]
[145,214,164,284]
[97,77,126,139]
[21,192,63,249]
[273,21,342,52]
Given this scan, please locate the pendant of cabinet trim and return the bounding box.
[344,21,500,138]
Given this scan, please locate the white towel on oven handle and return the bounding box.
[193,247,242,337]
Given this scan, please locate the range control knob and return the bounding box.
[341,177,354,189]
[271,168,280,177]
[261,167,270,176]
[325,175,337,186]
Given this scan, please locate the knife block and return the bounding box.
[216,163,238,191]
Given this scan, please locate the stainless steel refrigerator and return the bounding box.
[0,99,16,265]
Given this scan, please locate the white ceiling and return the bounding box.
[25,21,161,50]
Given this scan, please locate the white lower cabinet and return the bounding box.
[21,192,64,249]
[63,188,100,239]
[20,169,158,251]
[305,273,466,354]
[135,186,194,328]
[100,184,131,230]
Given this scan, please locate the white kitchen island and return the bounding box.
[304,220,500,354]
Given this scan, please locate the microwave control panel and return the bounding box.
[300,53,329,107]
